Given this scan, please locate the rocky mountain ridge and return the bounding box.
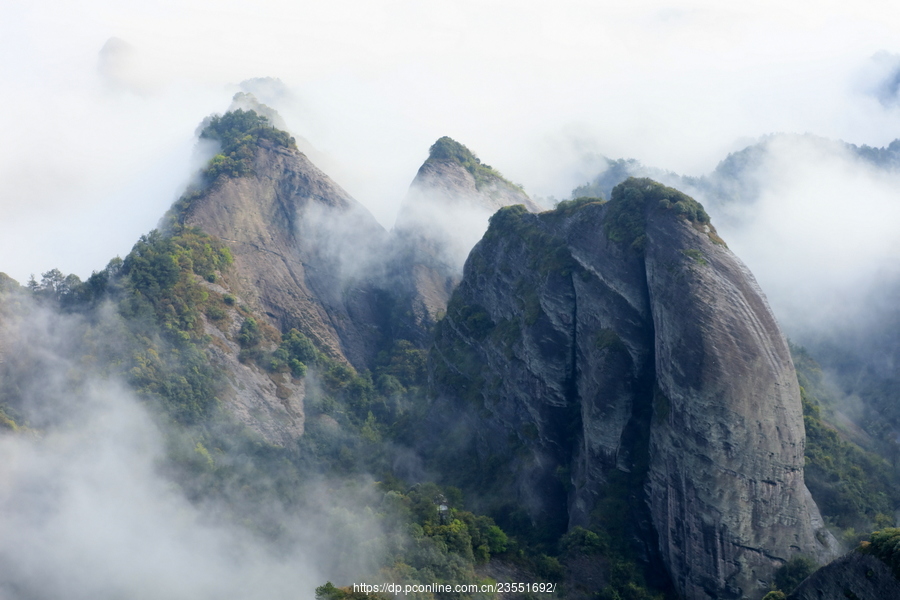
[144,118,844,598]
[153,114,541,449]
[174,134,387,369]
[0,110,871,600]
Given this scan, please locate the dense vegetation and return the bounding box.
[11,227,234,426]
[804,323,900,473]
[200,109,296,180]
[771,556,816,595]
[861,528,900,580]
[604,178,718,251]
[0,222,520,599]
[792,346,900,542]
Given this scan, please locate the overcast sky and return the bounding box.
[3,0,900,284]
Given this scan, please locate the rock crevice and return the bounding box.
[429,182,838,600]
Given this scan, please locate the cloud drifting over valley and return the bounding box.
[703,135,900,337]
[0,383,313,600]
[0,300,385,599]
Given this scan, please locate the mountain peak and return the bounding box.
[604,177,723,250]
[430,180,838,598]
[424,136,523,195]
[198,109,296,179]
[174,109,386,368]
[427,136,480,164]
[228,91,290,131]
[386,137,541,334]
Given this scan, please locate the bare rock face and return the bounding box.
[640,189,838,599]
[429,180,836,600]
[180,138,388,369]
[390,137,539,339]
[199,282,304,446]
[172,111,390,445]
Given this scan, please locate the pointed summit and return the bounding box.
[173,109,387,368]
[387,137,540,338]
[229,91,290,131]
[410,136,540,214]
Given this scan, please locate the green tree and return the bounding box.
[773,556,816,593]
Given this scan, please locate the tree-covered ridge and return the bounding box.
[13,224,421,458]
[426,136,523,193]
[0,272,18,293]
[480,180,711,261]
[161,109,299,228]
[8,227,236,425]
[312,481,517,600]
[200,108,296,180]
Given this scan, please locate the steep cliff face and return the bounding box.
[429,180,837,599]
[641,191,837,599]
[389,137,540,339]
[178,137,388,369]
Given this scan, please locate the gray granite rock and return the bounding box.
[429,180,838,600]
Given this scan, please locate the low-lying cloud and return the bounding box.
[0,385,313,600]
[693,135,900,340]
[0,299,386,599]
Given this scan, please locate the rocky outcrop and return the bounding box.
[641,189,838,599]
[389,137,539,341]
[175,126,538,441]
[199,281,305,446]
[181,130,537,365]
[788,551,900,600]
[179,137,388,369]
[429,180,837,600]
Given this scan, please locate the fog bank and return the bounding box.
[4,1,900,282]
